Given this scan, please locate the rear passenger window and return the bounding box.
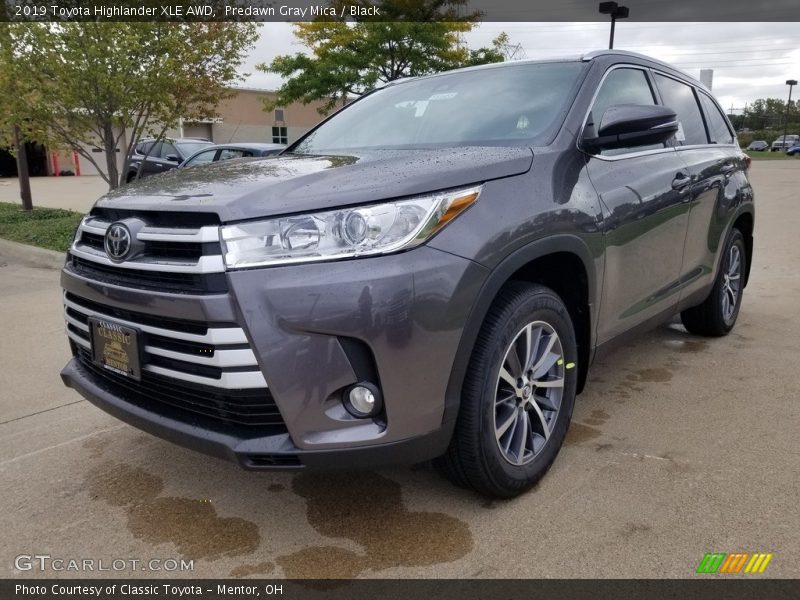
[699,94,734,144]
[160,142,178,159]
[145,142,162,158]
[219,149,246,161]
[588,68,662,155]
[654,74,708,146]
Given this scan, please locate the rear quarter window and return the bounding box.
[699,93,734,144]
[654,74,708,146]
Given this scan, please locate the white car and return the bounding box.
[771,134,799,151]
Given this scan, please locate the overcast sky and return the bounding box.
[238,22,800,112]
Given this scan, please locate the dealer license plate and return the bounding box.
[89,317,142,380]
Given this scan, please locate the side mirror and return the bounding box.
[584,104,679,152]
[165,154,181,163]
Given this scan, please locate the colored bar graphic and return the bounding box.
[719,553,741,573]
[733,553,750,573]
[696,552,726,574]
[758,554,773,573]
[701,552,773,574]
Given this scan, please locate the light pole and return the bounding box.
[599,2,629,49]
[783,79,797,151]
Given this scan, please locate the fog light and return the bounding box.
[343,382,383,418]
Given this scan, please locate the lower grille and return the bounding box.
[65,291,284,430]
[75,347,286,429]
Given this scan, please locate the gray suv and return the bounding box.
[61,51,754,498]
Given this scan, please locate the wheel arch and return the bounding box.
[732,209,754,287]
[442,235,599,425]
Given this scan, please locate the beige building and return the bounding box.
[179,88,331,145]
[39,89,333,179]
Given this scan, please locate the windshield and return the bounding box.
[176,141,213,156]
[293,62,586,154]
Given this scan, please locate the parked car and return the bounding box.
[180,143,286,168]
[746,140,769,151]
[125,138,213,182]
[786,143,800,156]
[771,134,799,152]
[61,50,754,498]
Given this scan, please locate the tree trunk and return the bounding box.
[13,125,33,211]
[103,121,120,190]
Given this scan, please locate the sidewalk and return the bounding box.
[0,175,108,213]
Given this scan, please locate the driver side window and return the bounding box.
[589,68,662,156]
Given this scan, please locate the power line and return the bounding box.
[675,62,799,69]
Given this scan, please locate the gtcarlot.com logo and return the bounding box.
[14,554,194,572]
[696,552,773,574]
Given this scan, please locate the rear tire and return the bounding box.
[681,228,746,337]
[435,282,578,498]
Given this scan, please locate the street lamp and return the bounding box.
[783,79,797,152]
[599,2,629,50]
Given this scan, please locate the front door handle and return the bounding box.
[720,163,736,176]
[671,172,692,190]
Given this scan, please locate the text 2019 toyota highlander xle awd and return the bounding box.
[60,51,753,498]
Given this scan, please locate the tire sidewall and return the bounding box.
[718,229,746,331]
[476,290,578,491]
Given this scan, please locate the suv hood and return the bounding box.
[97,146,533,222]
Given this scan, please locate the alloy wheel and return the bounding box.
[721,245,741,322]
[494,321,565,465]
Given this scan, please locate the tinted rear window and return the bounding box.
[176,141,214,156]
[699,93,734,144]
[654,74,707,146]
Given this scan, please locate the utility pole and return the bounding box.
[13,125,32,212]
[783,79,797,151]
[599,2,629,49]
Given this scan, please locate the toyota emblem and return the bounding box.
[104,223,132,261]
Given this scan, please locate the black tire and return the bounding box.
[126,172,136,184]
[681,228,746,337]
[435,282,578,498]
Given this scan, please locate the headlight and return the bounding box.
[72,217,87,245]
[221,185,482,269]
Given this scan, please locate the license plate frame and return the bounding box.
[88,317,142,381]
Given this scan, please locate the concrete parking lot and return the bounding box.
[0,175,106,213]
[1,161,798,579]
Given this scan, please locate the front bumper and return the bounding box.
[60,245,487,468]
[61,358,452,469]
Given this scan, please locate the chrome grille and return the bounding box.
[72,215,224,273]
[67,214,227,293]
[63,292,267,390]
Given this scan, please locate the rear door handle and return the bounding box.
[671,172,692,190]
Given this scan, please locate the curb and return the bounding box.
[0,238,66,270]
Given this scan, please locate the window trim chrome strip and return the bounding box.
[576,63,739,163]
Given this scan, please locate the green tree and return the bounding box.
[259,0,507,115]
[3,22,258,190]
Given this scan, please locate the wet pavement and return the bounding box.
[1,162,798,579]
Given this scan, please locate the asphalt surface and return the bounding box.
[1,161,798,579]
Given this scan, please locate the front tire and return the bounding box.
[681,228,746,336]
[436,283,578,498]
